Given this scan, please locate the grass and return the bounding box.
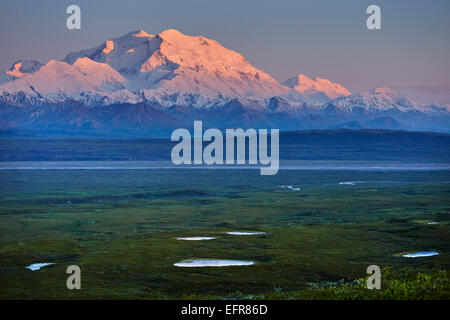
[0,169,448,299]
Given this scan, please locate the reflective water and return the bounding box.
[25,263,54,271]
[174,259,254,267]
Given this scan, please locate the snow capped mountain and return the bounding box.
[283,74,351,103]
[0,29,448,135]
[427,103,450,113]
[62,29,302,107]
[325,87,420,113]
[0,58,138,106]
[0,29,303,107]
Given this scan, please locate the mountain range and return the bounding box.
[0,29,449,136]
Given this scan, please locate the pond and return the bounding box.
[174,259,254,267]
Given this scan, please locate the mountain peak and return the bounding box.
[1,29,298,107]
[5,59,43,78]
[133,30,153,38]
[73,56,96,65]
[158,28,185,38]
[0,30,448,134]
[283,74,350,103]
[297,74,313,82]
[327,86,421,113]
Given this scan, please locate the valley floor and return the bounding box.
[0,167,448,299]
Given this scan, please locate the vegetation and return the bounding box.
[182,268,450,300]
[0,168,448,299]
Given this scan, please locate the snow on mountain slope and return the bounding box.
[0,27,446,132]
[0,58,138,105]
[0,60,43,84]
[422,103,450,114]
[6,60,43,77]
[64,30,159,75]
[325,87,420,113]
[283,74,351,103]
[63,29,302,107]
[0,29,305,107]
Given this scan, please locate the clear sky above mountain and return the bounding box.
[0,0,449,93]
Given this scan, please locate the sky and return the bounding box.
[0,0,449,93]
